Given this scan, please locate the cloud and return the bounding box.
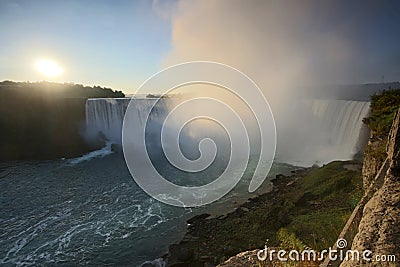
[160,0,400,165]
[163,0,399,98]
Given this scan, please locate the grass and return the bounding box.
[283,161,363,250]
[285,208,351,250]
[178,160,364,265]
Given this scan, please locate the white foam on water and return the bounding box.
[141,258,166,267]
[66,141,113,165]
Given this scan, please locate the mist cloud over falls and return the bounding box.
[163,0,400,93]
[156,0,400,165]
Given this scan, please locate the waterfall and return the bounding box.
[85,98,370,167]
[85,98,129,143]
[85,98,167,144]
[276,99,370,166]
[309,100,370,152]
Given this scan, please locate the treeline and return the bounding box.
[0,81,125,161]
[0,80,125,99]
[363,88,400,137]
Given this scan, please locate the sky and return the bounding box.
[0,0,399,94]
[0,0,174,92]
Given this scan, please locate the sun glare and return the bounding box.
[35,59,63,77]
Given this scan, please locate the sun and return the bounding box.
[35,59,63,77]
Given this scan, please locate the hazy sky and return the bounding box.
[0,0,173,91]
[0,0,399,93]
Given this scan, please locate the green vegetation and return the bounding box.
[180,161,363,265]
[276,228,306,251]
[362,88,400,169]
[0,80,124,98]
[282,162,363,250]
[363,88,400,137]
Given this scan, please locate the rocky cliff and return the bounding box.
[362,135,384,189]
[340,109,400,267]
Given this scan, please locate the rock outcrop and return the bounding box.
[340,109,400,267]
[387,109,400,176]
[362,136,384,189]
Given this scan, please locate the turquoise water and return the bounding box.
[0,152,295,266]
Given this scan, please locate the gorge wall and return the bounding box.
[340,109,400,267]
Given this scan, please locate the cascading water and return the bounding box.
[85,98,167,144]
[84,98,370,167]
[276,99,370,166]
[85,98,130,144]
[309,100,370,152]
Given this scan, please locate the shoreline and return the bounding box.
[164,167,312,266]
[164,160,363,267]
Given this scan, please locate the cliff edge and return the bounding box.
[340,109,400,266]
